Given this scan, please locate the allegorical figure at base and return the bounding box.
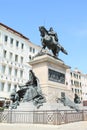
[10,70,46,109]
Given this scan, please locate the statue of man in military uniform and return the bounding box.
[48,27,58,42]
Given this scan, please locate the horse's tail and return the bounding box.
[57,44,68,55]
[61,46,68,55]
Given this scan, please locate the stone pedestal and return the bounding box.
[29,54,71,109]
[16,102,36,111]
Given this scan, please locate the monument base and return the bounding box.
[29,54,72,103]
[16,100,72,111]
[15,54,74,111]
[16,101,36,111]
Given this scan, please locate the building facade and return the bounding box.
[66,68,87,103]
[81,74,87,101]
[0,23,40,99]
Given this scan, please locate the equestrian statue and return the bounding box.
[39,26,68,57]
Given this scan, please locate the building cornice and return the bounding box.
[0,23,29,40]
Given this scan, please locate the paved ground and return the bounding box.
[0,121,87,130]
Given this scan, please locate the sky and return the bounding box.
[0,0,87,74]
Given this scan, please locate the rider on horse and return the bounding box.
[39,26,68,57]
[48,27,58,42]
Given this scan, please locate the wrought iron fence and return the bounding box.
[0,110,87,125]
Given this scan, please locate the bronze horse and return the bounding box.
[39,26,68,57]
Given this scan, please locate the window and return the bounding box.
[4,35,8,42]
[15,69,17,76]
[77,75,78,79]
[79,75,81,79]
[8,83,11,92]
[20,70,23,78]
[29,55,31,60]
[2,65,6,73]
[70,72,72,77]
[9,67,12,75]
[14,85,17,90]
[71,80,73,85]
[74,73,76,78]
[33,48,35,53]
[72,88,74,92]
[3,50,7,58]
[0,32,1,42]
[0,82,4,91]
[74,81,79,86]
[75,89,77,93]
[30,47,32,52]
[16,40,19,48]
[10,38,14,44]
[80,90,82,94]
[9,52,13,60]
[0,32,1,37]
[66,82,68,85]
[20,56,23,63]
[15,54,18,62]
[80,82,81,87]
[21,43,24,49]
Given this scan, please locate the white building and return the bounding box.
[0,23,40,99]
[66,68,87,103]
[81,74,87,101]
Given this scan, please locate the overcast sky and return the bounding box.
[0,0,87,73]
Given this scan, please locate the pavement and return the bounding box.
[0,121,87,130]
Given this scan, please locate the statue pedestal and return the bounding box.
[16,101,36,111]
[29,54,71,110]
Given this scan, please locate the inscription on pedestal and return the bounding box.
[48,69,65,84]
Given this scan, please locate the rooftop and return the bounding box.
[0,23,29,40]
